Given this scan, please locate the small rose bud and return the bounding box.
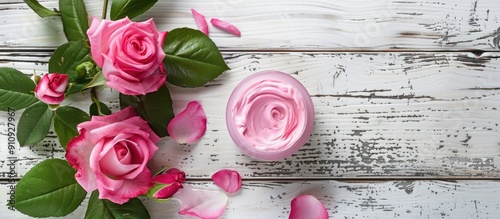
[34,73,68,105]
[148,168,186,200]
[33,74,41,84]
[75,62,94,81]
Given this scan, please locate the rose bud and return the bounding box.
[148,168,186,200]
[34,73,68,105]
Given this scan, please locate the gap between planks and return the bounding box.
[0,47,497,55]
[2,178,500,182]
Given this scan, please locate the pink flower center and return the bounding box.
[99,141,140,177]
[131,38,145,54]
[114,144,131,164]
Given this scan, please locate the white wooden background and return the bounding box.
[1,0,500,218]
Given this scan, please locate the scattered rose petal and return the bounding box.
[210,18,241,37]
[211,169,242,194]
[191,9,209,35]
[173,184,228,219]
[167,101,207,144]
[289,195,328,219]
[151,168,186,199]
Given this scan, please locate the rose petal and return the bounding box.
[211,169,242,194]
[191,9,209,35]
[173,185,228,219]
[102,55,166,96]
[289,195,328,219]
[65,129,97,192]
[97,169,154,204]
[210,18,241,37]
[167,101,207,144]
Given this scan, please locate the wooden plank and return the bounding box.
[1,180,499,218]
[1,0,499,50]
[1,52,500,179]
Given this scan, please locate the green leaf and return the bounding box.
[59,0,89,41]
[49,40,92,80]
[54,106,90,150]
[110,0,158,20]
[17,102,53,146]
[120,85,174,137]
[90,101,112,116]
[49,40,93,93]
[82,71,107,91]
[15,159,87,217]
[85,191,150,219]
[0,67,38,111]
[163,28,230,87]
[24,0,60,17]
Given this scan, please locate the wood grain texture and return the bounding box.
[1,51,499,179]
[1,0,499,50]
[1,1,499,218]
[1,180,499,218]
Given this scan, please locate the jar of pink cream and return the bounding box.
[226,71,315,160]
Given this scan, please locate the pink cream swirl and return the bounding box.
[226,71,314,160]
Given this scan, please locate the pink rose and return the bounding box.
[34,73,68,105]
[150,168,186,200]
[87,17,167,95]
[65,107,160,204]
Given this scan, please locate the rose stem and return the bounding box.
[102,0,108,19]
[90,87,104,116]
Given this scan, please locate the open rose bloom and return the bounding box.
[65,107,159,204]
[87,17,167,95]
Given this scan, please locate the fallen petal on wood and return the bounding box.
[212,169,242,194]
[173,184,228,219]
[289,195,328,219]
[210,18,241,37]
[191,9,209,35]
[167,101,207,144]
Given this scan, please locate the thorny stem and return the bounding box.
[102,0,108,19]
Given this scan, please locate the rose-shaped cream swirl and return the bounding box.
[234,80,305,150]
[226,71,314,160]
